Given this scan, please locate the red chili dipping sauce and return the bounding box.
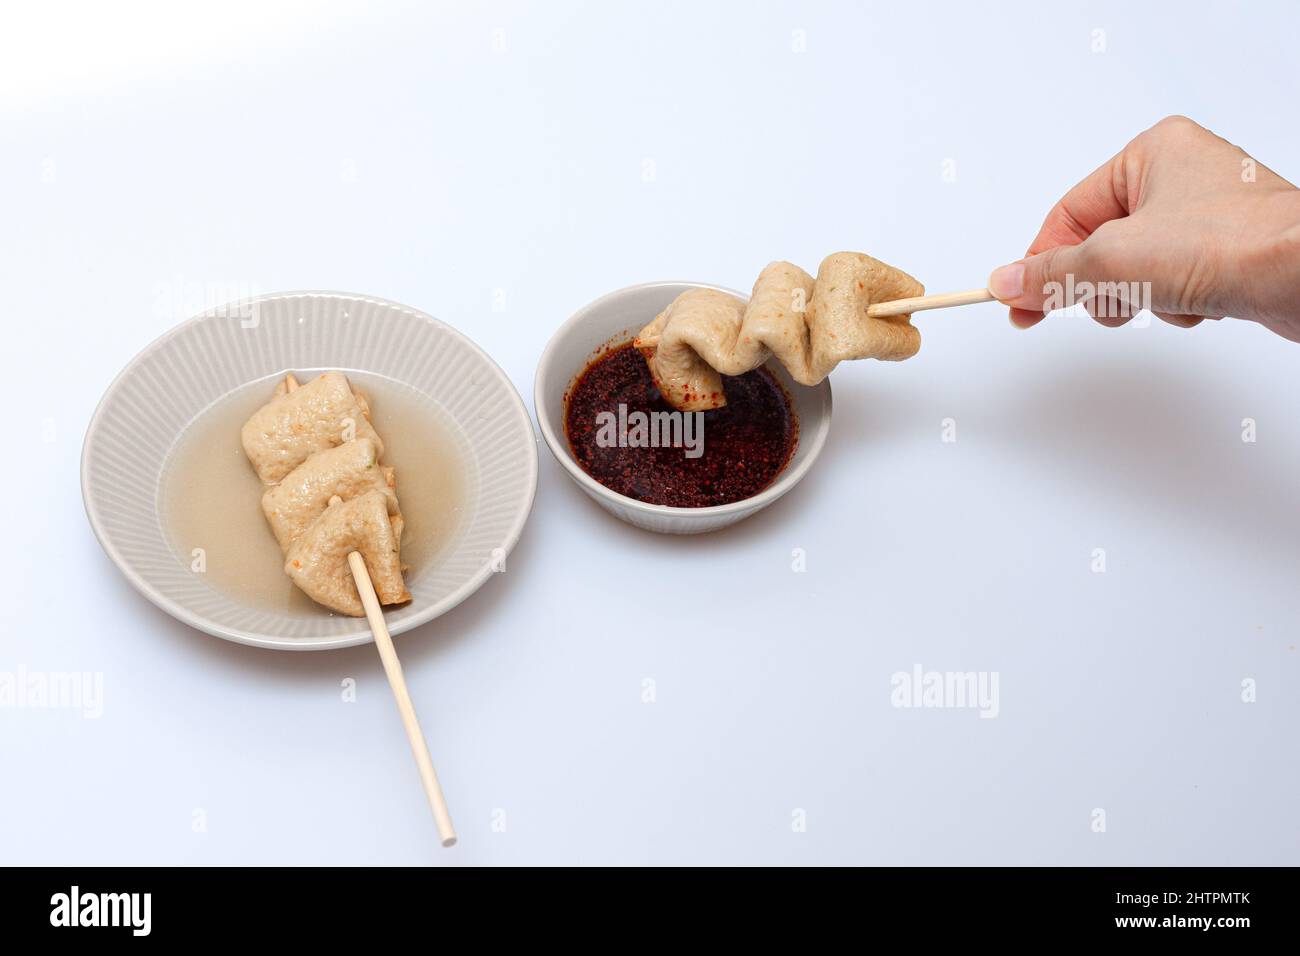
[564,342,797,508]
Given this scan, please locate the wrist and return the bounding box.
[1232,190,1300,322]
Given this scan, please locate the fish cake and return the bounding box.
[284,491,409,617]
[635,252,923,411]
[261,438,400,552]
[240,372,384,484]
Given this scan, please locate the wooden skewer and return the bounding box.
[341,527,458,847]
[322,494,458,848]
[866,287,995,319]
[285,369,456,848]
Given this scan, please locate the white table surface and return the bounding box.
[3,0,1298,865]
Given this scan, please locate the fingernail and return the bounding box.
[989,262,1025,300]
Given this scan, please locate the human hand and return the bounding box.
[988,115,1300,342]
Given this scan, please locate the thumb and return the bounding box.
[988,244,1092,313]
[989,242,1140,329]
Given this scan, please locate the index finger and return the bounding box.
[1025,151,1132,255]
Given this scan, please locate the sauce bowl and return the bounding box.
[534,281,832,534]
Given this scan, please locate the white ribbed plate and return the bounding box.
[82,291,537,650]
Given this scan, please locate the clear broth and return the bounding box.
[160,371,469,616]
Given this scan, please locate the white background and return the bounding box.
[3,0,1298,865]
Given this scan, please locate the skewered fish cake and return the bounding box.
[260,437,400,552]
[241,371,384,484]
[634,252,924,412]
[284,490,410,617]
[241,372,411,616]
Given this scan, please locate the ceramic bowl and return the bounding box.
[82,291,537,650]
[534,281,832,534]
